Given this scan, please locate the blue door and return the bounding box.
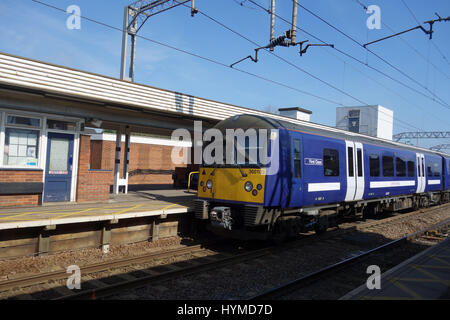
[44,133,74,202]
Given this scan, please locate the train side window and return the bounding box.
[293,139,301,178]
[357,149,363,177]
[433,162,441,177]
[407,161,415,177]
[382,156,394,177]
[427,166,433,177]
[369,154,380,177]
[396,157,406,177]
[323,148,339,177]
[347,147,354,177]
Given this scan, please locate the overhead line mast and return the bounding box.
[120,0,198,81]
[230,0,333,67]
[363,13,450,47]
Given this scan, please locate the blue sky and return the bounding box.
[1,0,449,148]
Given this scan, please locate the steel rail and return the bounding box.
[57,203,450,300]
[0,244,208,293]
[56,248,272,300]
[249,218,450,300]
[2,203,449,299]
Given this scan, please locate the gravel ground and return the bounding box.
[282,240,434,300]
[1,205,449,300]
[108,205,450,300]
[0,236,186,281]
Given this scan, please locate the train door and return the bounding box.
[345,141,356,201]
[288,136,303,208]
[416,153,426,193]
[354,142,365,200]
[345,141,365,201]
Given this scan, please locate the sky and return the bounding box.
[0,0,449,149]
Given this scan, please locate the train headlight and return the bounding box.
[244,181,253,192]
[206,180,213,189]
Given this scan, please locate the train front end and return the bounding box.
[194,115,282,240]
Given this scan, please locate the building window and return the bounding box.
[369,154,380,177]
[407,160,415,177]
[293,139,301,178]
[396,157,406,177]
[47,119,77,131]
[348,110,360,133]
[7,115,40,128]
[323,148,339,176]
[382,156,394,177]
[3,128,39,166]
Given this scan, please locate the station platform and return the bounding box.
[0,189,196,231]
[341,237,450,300]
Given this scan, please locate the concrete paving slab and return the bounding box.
[0,189,196,230]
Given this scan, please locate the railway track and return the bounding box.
[1,203,449,300]
[0,244,213,299]
[249,218,450,300]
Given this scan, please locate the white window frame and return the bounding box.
[0,108,83,202]
[0,111,43,169]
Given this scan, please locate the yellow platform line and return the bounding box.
[410,264,450,270]
[389,277,450,285]
[161,204,179,210]
[54,208,97,220]
[112,203,145,215]
[427,254,450,266]
[0,202,188,222]
[410,265,440,280]
[0,211,45,221]
[388,278,422,299]
[358,296,417,300]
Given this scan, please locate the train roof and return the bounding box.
[215,114,450,158]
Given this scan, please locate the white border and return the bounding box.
[370,180,415,188]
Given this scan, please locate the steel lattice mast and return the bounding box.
[393,132,450,142]
[429,144,450,152]
[120,0,197,81]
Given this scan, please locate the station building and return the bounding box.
[0,52,326,208]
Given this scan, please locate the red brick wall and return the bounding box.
[77,135,112,203]
[0,194,40,207]
[0,170,43,207]
[90,139,189,186]
[0,170,43,183]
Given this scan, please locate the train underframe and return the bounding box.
[195,191,450,241]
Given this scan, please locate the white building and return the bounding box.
[336,105,394,141]
[279,107,312,122]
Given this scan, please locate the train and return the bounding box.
[194,114,450,241]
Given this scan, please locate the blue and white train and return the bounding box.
[195,114,450,240]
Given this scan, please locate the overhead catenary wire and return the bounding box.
[247,0,450,113]
[234,0,438,131]
[290,0,450,109]
[351,0,450,82]
[399,0,450,68]
[30,0,424,133]
[174,0,425,133]
[29,0,347,107]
